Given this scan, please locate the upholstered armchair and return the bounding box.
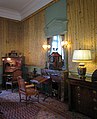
[17,76,39,103]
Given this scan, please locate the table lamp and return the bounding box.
[72,50,92,79]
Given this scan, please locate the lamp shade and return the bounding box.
[72,50,92,62]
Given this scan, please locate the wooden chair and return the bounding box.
[17,76,39,103]
[6,69,22,92]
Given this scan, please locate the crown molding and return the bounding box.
[0,0,53,21]
[0,7,21,21]
[20,0,53,20]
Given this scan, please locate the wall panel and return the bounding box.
[67,0,97,74]
[21,10,46,67]
[0,18,21,65]
[0,10,48,68]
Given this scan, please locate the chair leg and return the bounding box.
[35,93,39,102]
[6,84,8,91]
[19,93,21,102]
[0,102,3,115]
[11,85,13,93]
[26,96,28,105]
[37,94,39,103]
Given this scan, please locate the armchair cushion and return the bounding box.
[25,84,34,88]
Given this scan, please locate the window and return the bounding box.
[50,35,64,59]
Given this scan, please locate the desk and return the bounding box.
[30,76,50,83]
[30,76,51,101]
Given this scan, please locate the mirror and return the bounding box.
[47,35,66,70]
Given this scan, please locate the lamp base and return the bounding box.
[78,75,86,80]
[77,64,86,80]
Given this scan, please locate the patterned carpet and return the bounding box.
[0,90,91,119]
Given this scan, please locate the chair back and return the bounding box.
[13,69,22,81]
[17,76,26,92]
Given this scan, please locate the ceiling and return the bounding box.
[0,0,53,21]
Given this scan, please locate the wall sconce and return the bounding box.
[2,57,11,61]
[42,45,51,50]
[2,58,5,61]
[7,57,11,61]
[61,41,71,48]
[72,49,92,80]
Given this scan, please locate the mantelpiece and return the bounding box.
[41,68,68,102]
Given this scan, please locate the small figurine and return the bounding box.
[33,68,37,75]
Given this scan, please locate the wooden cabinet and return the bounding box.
[2,57,24,88]
[2,57,23,73]
[68,78,97,119]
